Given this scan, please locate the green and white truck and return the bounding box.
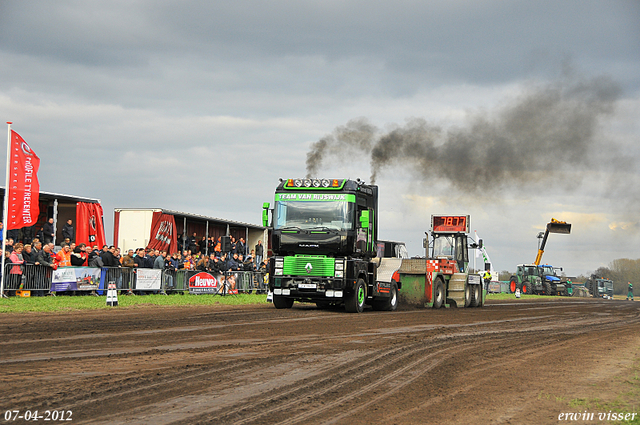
[263,178,402,313]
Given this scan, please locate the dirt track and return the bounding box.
[1,298,639,424]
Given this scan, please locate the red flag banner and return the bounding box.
[7,130,40,230]
[76,202,106,248]
[146,212,178,254]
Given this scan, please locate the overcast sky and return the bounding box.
[1,0,638,276]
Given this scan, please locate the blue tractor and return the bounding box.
[537,265,571,296]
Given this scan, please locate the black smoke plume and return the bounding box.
[305,75,623,193]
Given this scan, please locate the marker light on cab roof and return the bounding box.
[286,178,341,188]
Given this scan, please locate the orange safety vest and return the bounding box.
[55,249,72,267]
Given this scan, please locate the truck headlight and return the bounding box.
[274,258,284,276]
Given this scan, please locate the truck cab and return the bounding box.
[585,275,614,298]
[269,179,377,258]
[265,178,398,313]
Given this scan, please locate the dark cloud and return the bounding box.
[1,1,639,89]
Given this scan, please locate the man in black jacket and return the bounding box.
[35,244,54,266]
[134,248,146,268]
[62,219,74,242]
[100,246,120,267]
[218,253,229,272]
[34,244,56,296]
[42,218,55,244]
[188,233,198,254]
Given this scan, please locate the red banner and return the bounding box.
[7,130,40,230]
[76,202,106,248]
[146,212,178,254]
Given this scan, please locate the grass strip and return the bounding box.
[0,292,270,313]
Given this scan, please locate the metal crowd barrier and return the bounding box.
[1,263,268,296]
[2,263,53,295]
[228,271,268,293]
[102,267,135,292]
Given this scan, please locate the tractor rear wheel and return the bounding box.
[510,277,517,293]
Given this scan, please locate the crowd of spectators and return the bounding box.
[2,221,269,293]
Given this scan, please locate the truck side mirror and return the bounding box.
[359,210,369,229]
[262,202,270,227]
[423,237,427,248]
[478,239,483,249]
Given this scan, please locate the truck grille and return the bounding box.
[283,256,335,277]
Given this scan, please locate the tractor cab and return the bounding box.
[431,233,469,273]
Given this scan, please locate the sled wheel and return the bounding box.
[433,278,445,309]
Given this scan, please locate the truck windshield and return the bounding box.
[599,280,613,290]
[274,200,355,231]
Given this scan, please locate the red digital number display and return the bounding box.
[432,215,469,233]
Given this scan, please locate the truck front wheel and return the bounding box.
[345,279,366,313]
[273,295,294,309]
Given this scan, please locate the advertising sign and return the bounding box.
[188,272,220,294]
[135,268,162,290]
[51,267,101,292]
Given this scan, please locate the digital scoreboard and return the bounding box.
[431,215,470,233]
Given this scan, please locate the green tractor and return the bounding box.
[509,264,542,294]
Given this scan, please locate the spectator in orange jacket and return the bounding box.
[55,243,72,267]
